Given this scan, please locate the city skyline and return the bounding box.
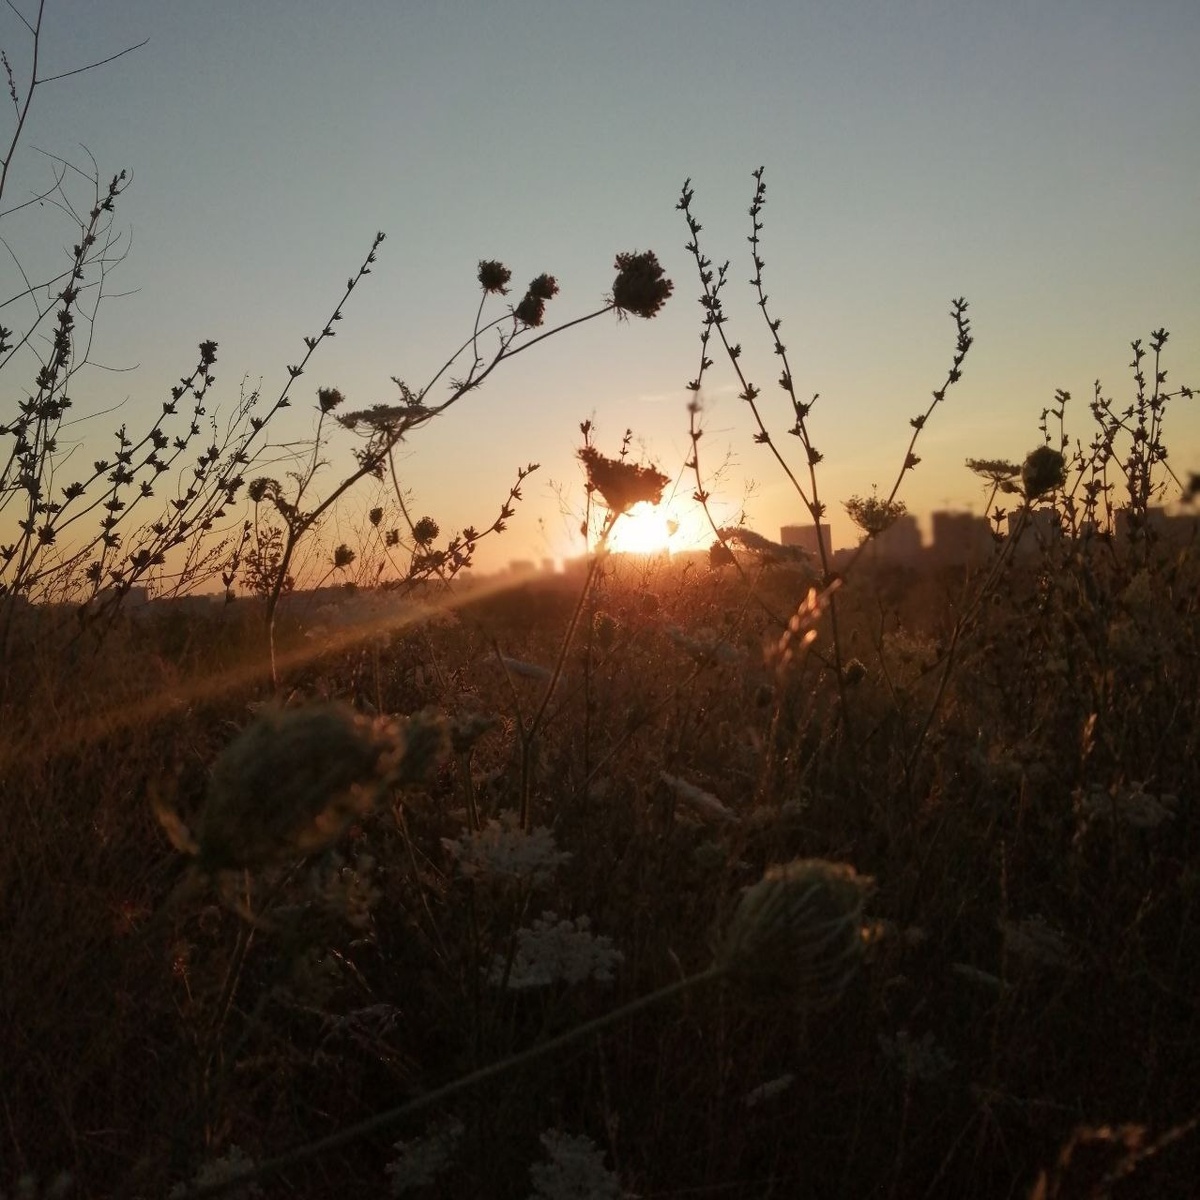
[3,0,1198,585]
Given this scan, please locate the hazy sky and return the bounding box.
[4,0,1198,573]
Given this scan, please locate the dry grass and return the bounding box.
[1,532,1197,1199]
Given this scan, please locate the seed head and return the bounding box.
[1021,446,1066,500]
[611,250,673,319]
[716,858,872,1009]
[477,259,512,295]
[578,445,668,514]
[191,703,404,871]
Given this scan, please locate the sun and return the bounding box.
[607,503,680,556]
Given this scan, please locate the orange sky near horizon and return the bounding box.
[2,0,1198,591]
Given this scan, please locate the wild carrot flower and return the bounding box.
[386,1117,464,1195]
[157,703,405,872]
[578,445,668,514]
[443,813,571,886]
[1021,445,1066,499]
[611,250,673,319]
[528,1130,624,1200]
[477,259,512,294]
[716,859,872,1008]
[488,913,623,989]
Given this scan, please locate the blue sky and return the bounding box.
[4,0,1198,573]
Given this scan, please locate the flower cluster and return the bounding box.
[443,813,571,886]
[386,1117,464,1195]
[514,273,560,327]
[611,250,673,319]
[528,1130,624,1200]
[578,445,668,515]
[488,913,623,989]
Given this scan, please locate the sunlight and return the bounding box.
[607,503,681,556]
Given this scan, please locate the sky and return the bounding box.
[3,0,1199,578]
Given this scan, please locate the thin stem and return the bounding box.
[181,964,723,1198]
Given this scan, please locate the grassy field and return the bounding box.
[2,527,1197,1199]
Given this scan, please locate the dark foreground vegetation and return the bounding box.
[2,526,1199,1198]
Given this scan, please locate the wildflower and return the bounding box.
[412,515,439,545]
[611,249,673,319]
[156,703,405,872]
[332,544,356,569]
[744,1074,796,1108]
[317,387,345,413]
[716,859,872,1008]
[443,813,571,886]
[579,445,668,514]
[1021,445,1066,499]
[477,259,512,294]
[527,273,559,301]
[168,1146,261,1199]
[387,1116,464,1195]
[661,771,738,824]
[515,293,547,326]
[487,913,623,989]
[844,491,907,537]
[1076,783,1176,830]
[528,1130,624,1200]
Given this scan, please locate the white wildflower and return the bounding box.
[744,1073,796,1108]
[386,1116,464,1195]
[528,1130,624,1200]
[488,913,623,989]
[878,1029,954,1083]
[661,772,738,825]
[443,813,571,886]
[1076,783,1177,830]
[169,1146,261,1199]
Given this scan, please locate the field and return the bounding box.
[2,526,1198,1199]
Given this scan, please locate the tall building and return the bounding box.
[930,511,992,565]
[872,512,923,563]
[780,521,832,560]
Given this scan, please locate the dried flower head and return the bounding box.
[1021,445,1066,500]
[578,445,668,514]
[611,250,673,319]
[477,259,512,295]
[716,858,872,1008]
[514,293,547,327]
[317,387,346,413]
[527,273,559,301]
[157,703,404,872]
[844,490,907,537]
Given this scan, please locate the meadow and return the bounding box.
[2,485,1199,1198]
[3,25,1199,1191]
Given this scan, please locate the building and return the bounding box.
[930,511,992,566]
[872,512,923,564]
[780,521,832,561]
